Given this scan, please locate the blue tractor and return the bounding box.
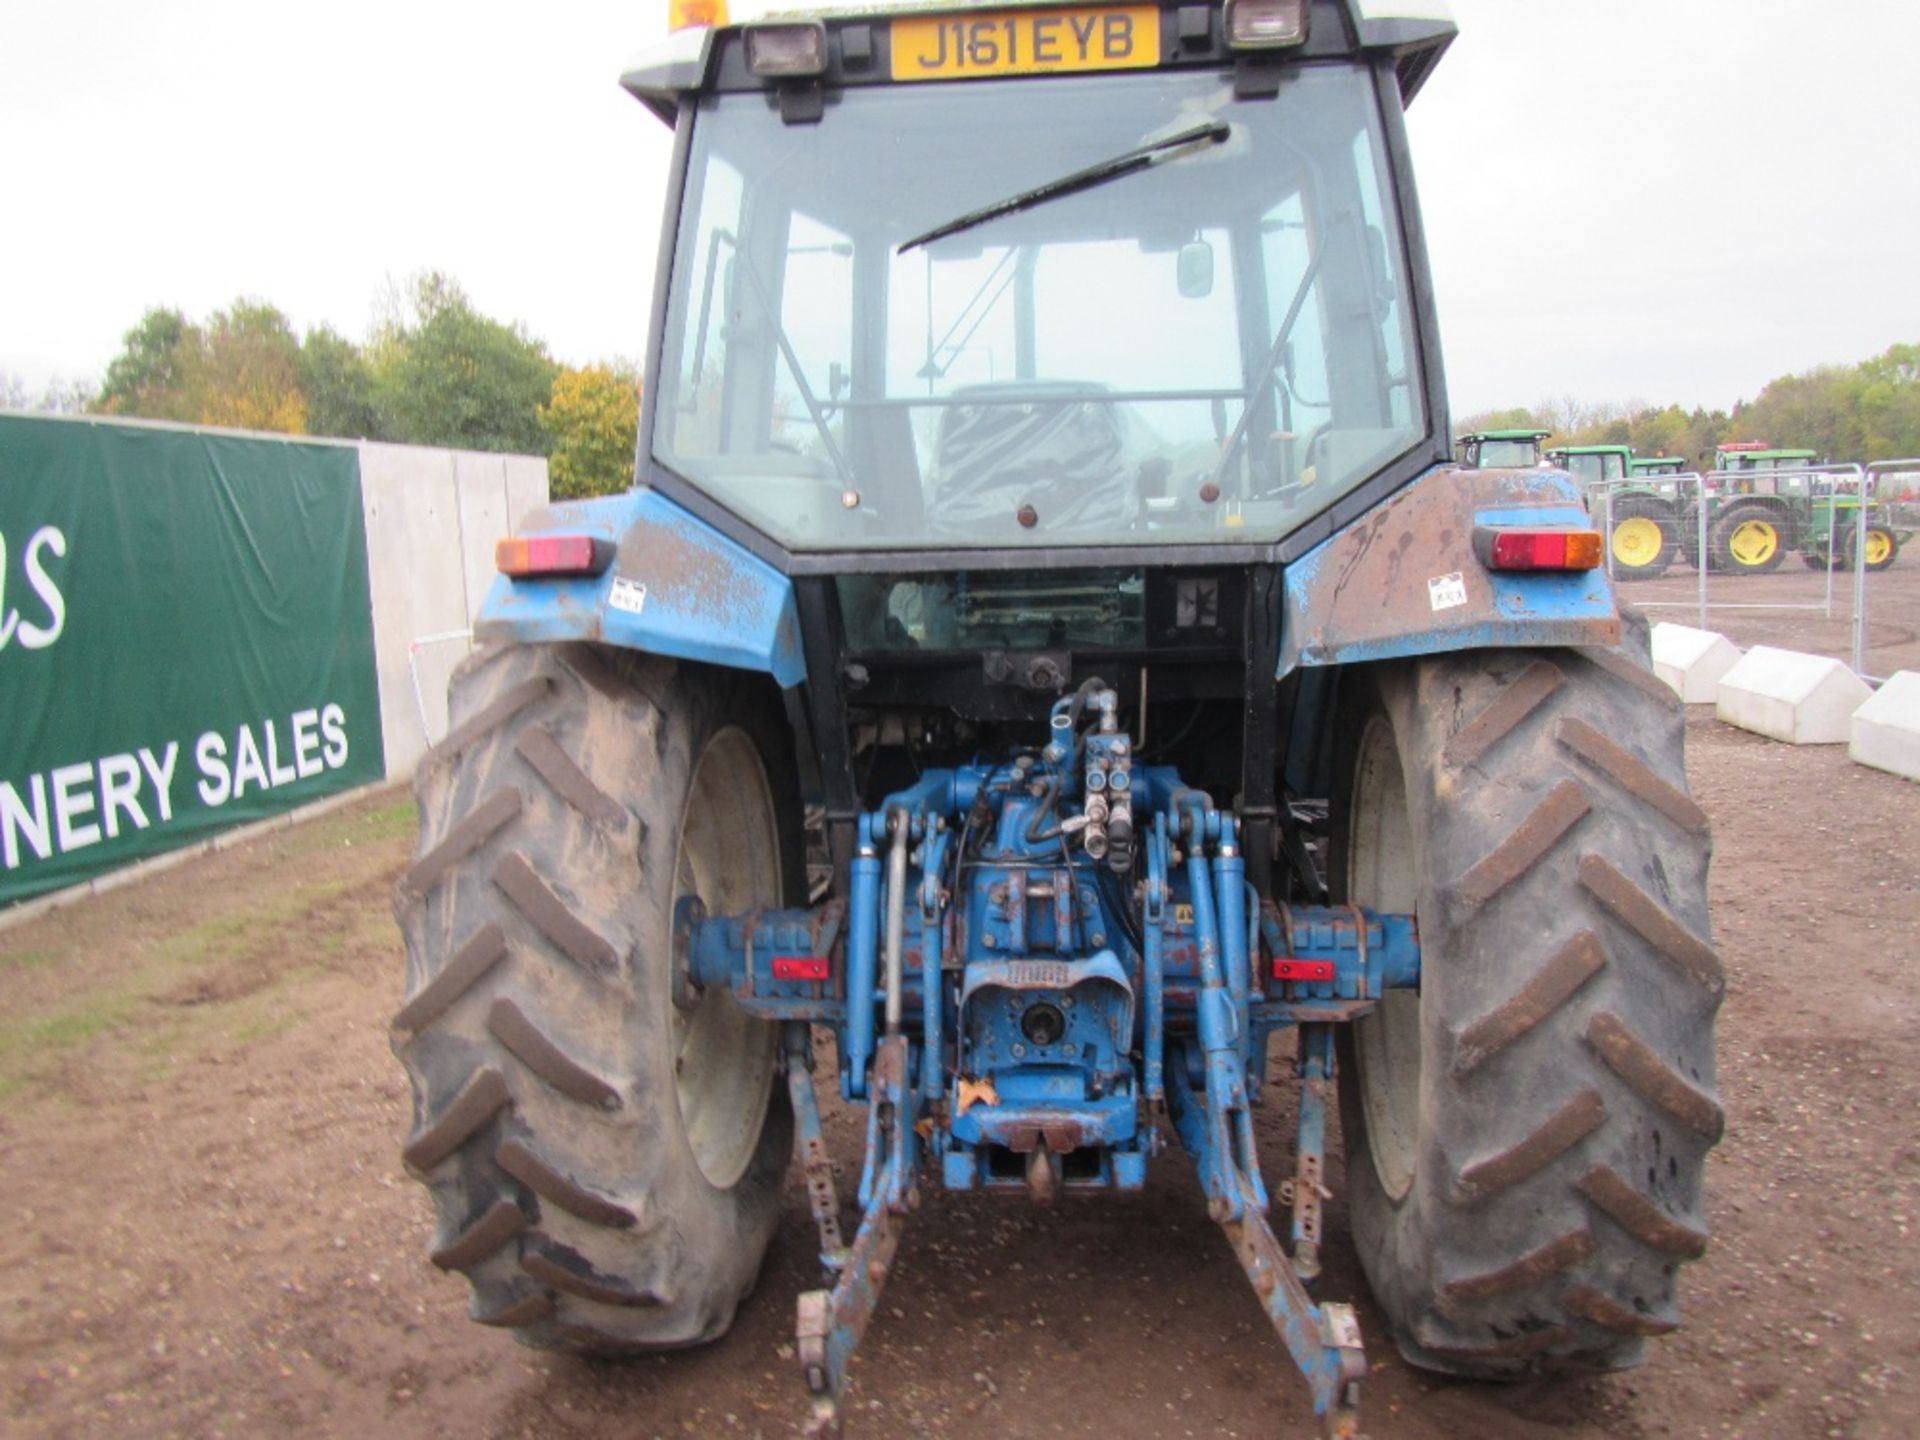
[392,3,1723,1434]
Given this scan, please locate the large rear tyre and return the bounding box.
[1710,503,1788,575]
[391,644,799,1351]
[1333,626,1722,1376]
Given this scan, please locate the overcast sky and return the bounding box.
[3,0,1916,418]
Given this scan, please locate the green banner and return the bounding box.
[1,415,384,907]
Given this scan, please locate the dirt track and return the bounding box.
[1615,554,1920,678]
[1,716,1916,1439]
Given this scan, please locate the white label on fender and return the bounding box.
[1428,572,1467,611]
[608,577,648,616]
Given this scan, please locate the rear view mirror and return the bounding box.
[1177,240,1214,299]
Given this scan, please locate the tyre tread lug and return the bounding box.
[492,851,621,971]
[391,922,509,1035]
[1441,660,1565,771]
[403,1066,511,1172]
[1577,853,1724,997]
[431,1198,527,1272]
[1453,778,1590,909]
[1442,1228,1594,1304]
[1556,717,1708,834]
[488,997,623,1109]
[1577,1165,1708,1258]
[1453,1088,1607,1203]
[398,787,524,901]
[1452,928,1607,1076]
[496,1136,638,1230]
[1586,1011,1724,1140]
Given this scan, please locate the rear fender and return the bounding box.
[1277,465,1620,678]
[474,489,805,688]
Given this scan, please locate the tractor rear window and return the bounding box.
[652,64,1425,552]
[1475,439,1538,467]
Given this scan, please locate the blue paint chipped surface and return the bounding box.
[475,488,805,687]
[1278,464,1620,676]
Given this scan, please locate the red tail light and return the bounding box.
[496,534,614,578]
[1474,526,1603,572]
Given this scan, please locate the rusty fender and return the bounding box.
[1277,465,1620,678]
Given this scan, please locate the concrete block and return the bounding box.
[1850,670,1920,781]
[1651,622,1742,703]
[1715,645,1872,744]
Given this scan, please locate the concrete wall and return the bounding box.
[358,443,549,781]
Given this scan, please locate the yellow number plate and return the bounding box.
[890,6,1160,82]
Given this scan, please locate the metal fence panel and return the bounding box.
[1580,461,1919,682]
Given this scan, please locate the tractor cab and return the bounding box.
[1630,455,1685,478]
[1545,442,1632,490]
[1713,444,1819,496]
[634,0,1448,588]
[1456,427,1549,468]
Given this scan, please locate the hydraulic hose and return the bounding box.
[883,809,909,1035]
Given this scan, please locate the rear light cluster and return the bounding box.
[1473,525,1603,573]
[495,534,614,579]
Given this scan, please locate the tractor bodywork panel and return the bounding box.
[484,463,1616,688]
[483,468,1620,687]
[1277,464,1618,676]
[476,488,805,687]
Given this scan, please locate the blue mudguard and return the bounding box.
[473,488,805,688]
[1276,464,1621,678]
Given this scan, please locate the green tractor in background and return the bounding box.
[1703,444,1907,574]
[1552,441,1907,580]
[1549,444,1679,581]
[1696,444,1815,575]
[1455,427,1549,469]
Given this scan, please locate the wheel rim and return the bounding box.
[1348,713,1422,1204]
[671,725,781,1190]
[1866,529,1893,566]
[1727,519,1778,566]
[1611,516,1664,569]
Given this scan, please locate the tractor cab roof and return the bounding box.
[1461,428,1550,443]
[622,0,1457,125]
[1715,446,1818,467]
[1547,444,1633,457]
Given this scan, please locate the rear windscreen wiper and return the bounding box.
[898,121,1230,254]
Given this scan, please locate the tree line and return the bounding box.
[1456,342,1920,469]
[0,273,638,500]
[15,301,1914,494]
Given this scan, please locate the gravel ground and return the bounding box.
[1612,551,1919,678]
